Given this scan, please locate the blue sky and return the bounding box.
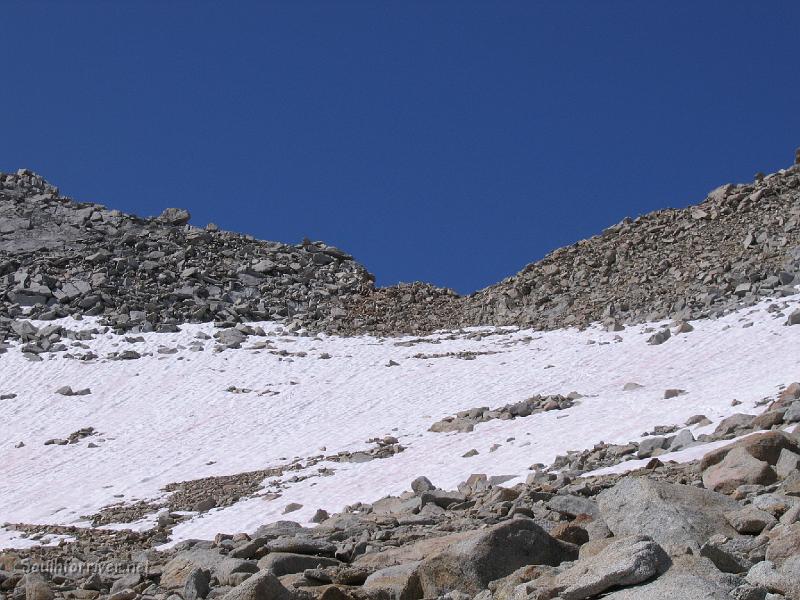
[3,1,799,293]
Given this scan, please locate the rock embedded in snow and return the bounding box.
[310,509,329,523]
[668,428,696,452]
[282,502,303,514]
[663,388,686,399]
[647,328,671,345]
[411,476,436,495]
[686,414,711,427]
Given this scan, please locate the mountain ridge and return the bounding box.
[2,154,800,339]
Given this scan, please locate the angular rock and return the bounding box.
[700,431,800,471]
[776,449,800,479]
[597,477,740,553]
[220,572,290,600]
[542,536,670,600]
[725,506,778,534]
[703,447,778,494]
[183,568,211,600]
[257,553,340,577]
[414,518,577,596]
[158,207,191,226]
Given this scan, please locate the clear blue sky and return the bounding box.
[3,1,799,293]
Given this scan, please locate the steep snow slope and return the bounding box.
[1,294,799,549]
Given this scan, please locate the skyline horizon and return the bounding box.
[3,1,800,294]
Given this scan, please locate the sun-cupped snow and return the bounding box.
[1,294,799,548]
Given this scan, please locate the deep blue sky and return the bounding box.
[3,2,799,293]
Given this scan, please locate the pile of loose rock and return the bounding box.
[5,155,800,339]
[0,169,372,342]
[320,155,800,335]
[429,394,579,433]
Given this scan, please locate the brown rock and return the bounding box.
[700,431,800,471]
[362,562,423,600]
[702,447,777,493]
[414,519,577,596]
[550,522,590,546]
[0,553,19,571]
[765,522,800,567]
[724,506,778,534]
[751,410,786,430]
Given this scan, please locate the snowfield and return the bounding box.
[2,294,799,549]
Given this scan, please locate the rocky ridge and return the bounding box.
[320,156,800,334]
[4,154,800,337]
[0,169,372,341]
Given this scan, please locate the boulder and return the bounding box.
[161,549,226,588]
[751,410,786,430]
[24,575,54,600]
[601,556,740,599]
[702,447,777,493]
[220,572,290,600]
[183,568,211,600]
[215,558,259,586]
[266,537,336,556]
[637,437,668,458]
[700,431,800,471]
[776,449,800,478]
[414,518,577,596]
[158,207,191,225]
[745,557,800,599]
[109,574,141,594]
[257,553,340,577]
[527,536,670,600]
[546,495,600,519]
[765,523,800,567]
[597,477,740,553]
[362,562,423,600]
[724,506,778,534]
[713,413,757,436]
[410,477,435,495]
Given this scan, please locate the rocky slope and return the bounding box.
[321,156,800,334]
[2,155,800,600]
[4,154,800,337]
[3,388,799,600]
[0,170,372,340]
